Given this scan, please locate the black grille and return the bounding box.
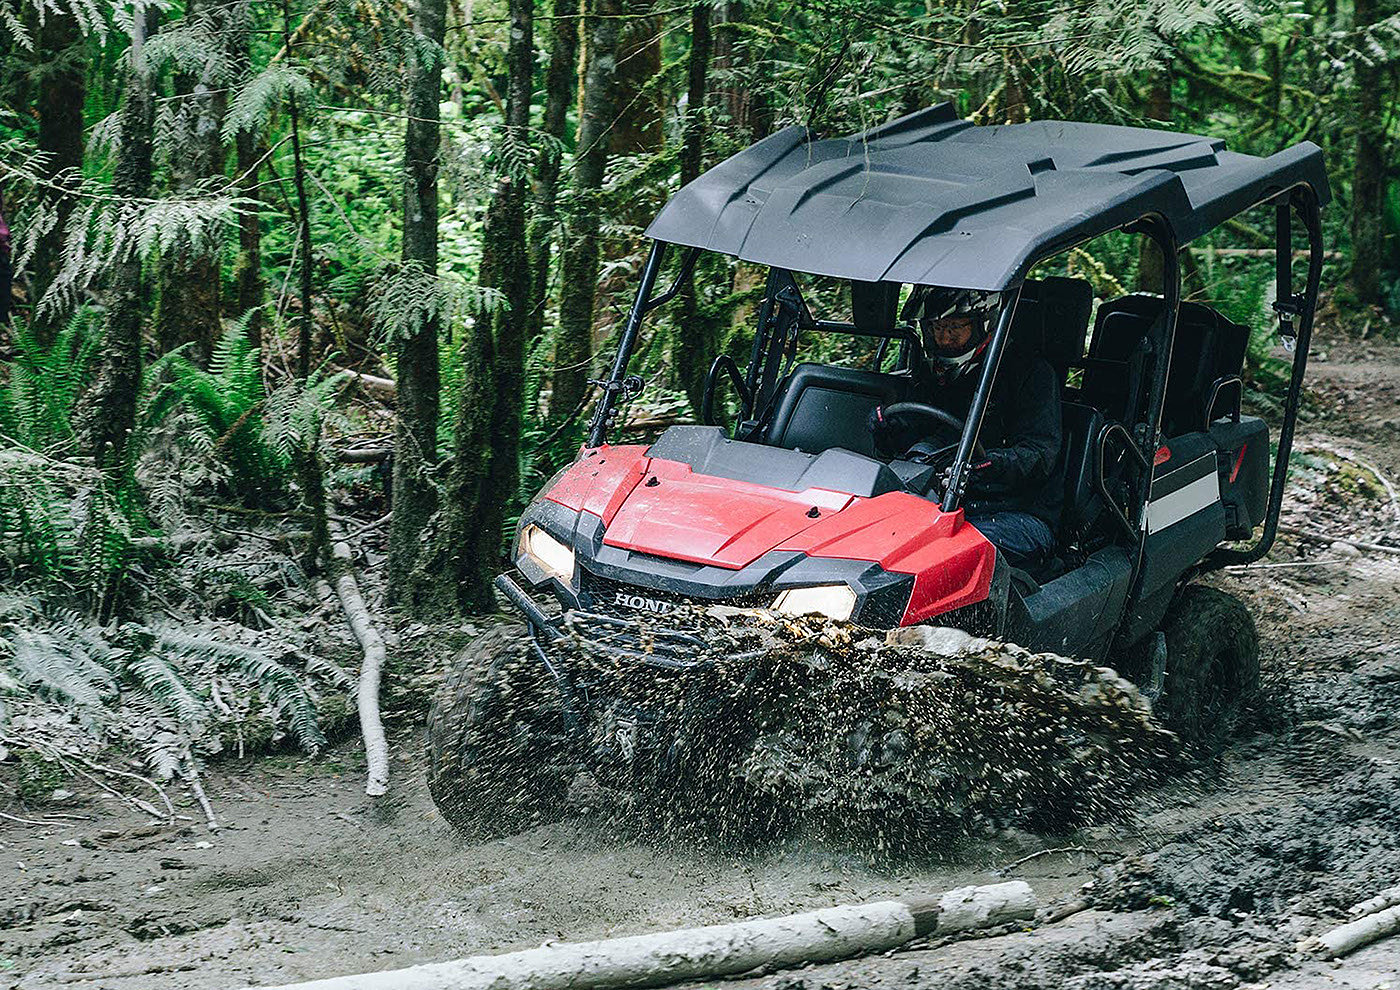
[580,573,767,619]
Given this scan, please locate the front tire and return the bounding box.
[1156,585,1260,750]
[427,626,580,838]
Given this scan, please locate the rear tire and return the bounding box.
[426,626,580,838]
[1156,585,1259,750]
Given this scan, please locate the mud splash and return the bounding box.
[553,610,1179,852]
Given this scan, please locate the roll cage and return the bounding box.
[585,106,1327,592]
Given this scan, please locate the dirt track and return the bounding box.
[3,331,1399,990]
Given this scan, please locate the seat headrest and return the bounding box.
[1014,276,1094,370]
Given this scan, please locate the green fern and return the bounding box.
[146,326,288,503]
[0,310,102,454]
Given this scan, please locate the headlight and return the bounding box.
[519,525,575,584]
[772,585,857,621]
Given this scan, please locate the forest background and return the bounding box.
[0,0,1395,798]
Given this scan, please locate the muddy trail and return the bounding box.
[3,333,1400,990]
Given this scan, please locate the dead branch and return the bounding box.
[328,523,390,797]
[996,845,1121,875]
[181,756,219,831]
[335,446,392,464]
[269,0,335,66]
[1304,903,1400,959]
[1350,884,1400,918]
[1278,524,1400,556]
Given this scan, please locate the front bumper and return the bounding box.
[495,572,726,671]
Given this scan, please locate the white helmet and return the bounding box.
[905,286,1002,366]
[909,285,1003,322]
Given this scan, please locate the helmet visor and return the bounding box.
[922,313,981,358]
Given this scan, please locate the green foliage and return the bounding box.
[1,611,339,778]
[154,326,287,503]
[0,443,139,617]
[222,65,315,142]
[0,309,101,453]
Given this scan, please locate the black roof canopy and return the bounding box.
[645,104,1330,290]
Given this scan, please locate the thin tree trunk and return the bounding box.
[79,4,157,472]
[155,0,226,365]
[528,0,579,345]
[1145,68,1171,122]
[552,0,621,421]
[470,0,534,593]
[432,211,499,609]
[711,0,769,141]
[675,2,712,417]
[1349,0,1385,309]
[31,10,86,339]
[387,0,448,608]
[283,0,316,378]
[611,0,662,155]
[231,2,265,347]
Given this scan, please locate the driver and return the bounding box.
[869,286,1063,568]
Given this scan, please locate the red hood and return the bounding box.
[540,444,996,623]
[601,458,855,569]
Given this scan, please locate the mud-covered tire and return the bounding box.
[426,626,580,838]
[1157,585,1260,749]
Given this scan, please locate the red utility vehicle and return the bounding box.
[428,105,1328,834]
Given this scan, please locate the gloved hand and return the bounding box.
[939,455,996,501]
[866,405,901,458]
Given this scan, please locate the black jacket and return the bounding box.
[880,351,1064,526]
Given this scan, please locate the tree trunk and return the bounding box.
[387,0,448,608]
[31,10,86,338]
[154,0,226,365]
[473,0,535,587]
[1349,0,1384,309]
[528,0,579,345]
[1145,69,1172,122]
[711,1,770,141]
[231,2,265,347]
[552,0,621,421]
[79,5,157,472]
[426,0,534,610]
[283,0,316,379]
[675,2,712,417]
[429,195,501,610]
[611,0,662,155]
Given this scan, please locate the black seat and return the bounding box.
[1058,400,1106,542]
[764,363,915,457]
[1160,303,1250,436]
[1012,276,1094,374]
[1080,296,1250,437]
[1013,278,1103,544]
[1081,294,1160,423]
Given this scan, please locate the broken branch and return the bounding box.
[329,524,390,797]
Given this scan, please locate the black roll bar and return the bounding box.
[586,242,699,448]
[940,285,1024,514]
[1205,185,1324,569]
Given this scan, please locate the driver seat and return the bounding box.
[764,363,915,457]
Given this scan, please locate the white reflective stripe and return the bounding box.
[1146,470,1221,534]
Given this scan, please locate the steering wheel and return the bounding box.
[875,402,987,460]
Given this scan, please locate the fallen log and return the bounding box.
[1350,884,1400,918]
[1304,903,1400,959]
[254,882,1036,990]
[328,527,390,797]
